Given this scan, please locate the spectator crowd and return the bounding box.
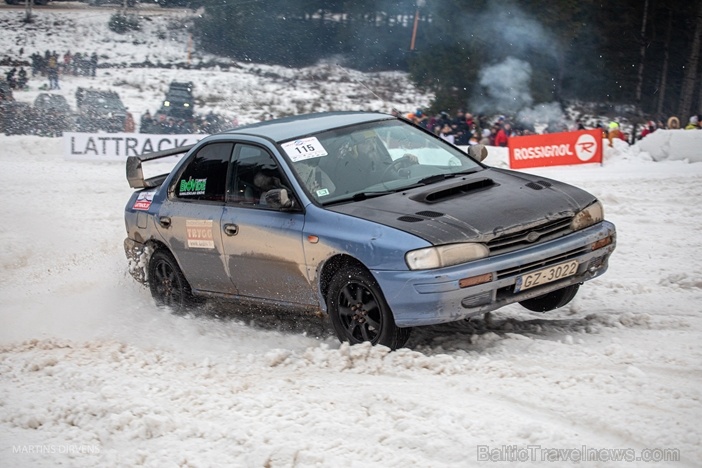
[31,50,99,79]
[396,108,702,149]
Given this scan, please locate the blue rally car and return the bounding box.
[124,112,616,349]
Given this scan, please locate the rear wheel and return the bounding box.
[327,265,411,349]
[519,284,580,312]
[148,250,196,313]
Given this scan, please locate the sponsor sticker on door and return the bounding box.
[186,219,214,249]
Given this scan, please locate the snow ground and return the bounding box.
[1,7,702,468]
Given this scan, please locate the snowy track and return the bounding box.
[1,137,701,466]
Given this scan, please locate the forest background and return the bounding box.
[191,0,702,123]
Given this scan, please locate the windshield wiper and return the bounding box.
[416,169,481,186]
[324,190,394,205]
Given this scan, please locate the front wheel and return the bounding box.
[327,265,411,349]
[148,250,197,313]
[519,284,580,312]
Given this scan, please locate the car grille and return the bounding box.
[495,245,587,280]
[487,217,573,256]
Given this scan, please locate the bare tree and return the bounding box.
[634,0,650,113]
[679,1,702,121]
[656,7,673,118]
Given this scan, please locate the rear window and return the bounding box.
[175,143,233,202]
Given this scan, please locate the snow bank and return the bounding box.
[637,129,702,162]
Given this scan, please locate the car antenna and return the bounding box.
[336,64,401,117]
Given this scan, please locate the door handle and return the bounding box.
[159,216,171,228]
[223,223,239,236]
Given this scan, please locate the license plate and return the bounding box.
[514,260,579,292]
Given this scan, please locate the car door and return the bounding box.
[156,142,236,295]
[221,143,317,307]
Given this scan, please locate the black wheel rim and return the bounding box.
[152,259,182,307]
[337,281,382,343]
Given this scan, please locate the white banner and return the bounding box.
[63,133,207,161]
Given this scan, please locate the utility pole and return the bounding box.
[409,1,425,51]
[409,7,419,51]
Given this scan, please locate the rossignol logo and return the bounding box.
[513,144,573,159]
[575,133,598,161]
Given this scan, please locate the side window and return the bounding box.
[227,144,285,207]
[175,142,233,201]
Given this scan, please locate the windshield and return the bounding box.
[284,119,483,205]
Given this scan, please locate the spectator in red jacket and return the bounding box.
[494,122,512,147]
[640,120,656,139]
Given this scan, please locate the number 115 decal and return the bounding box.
[282,136,329,162]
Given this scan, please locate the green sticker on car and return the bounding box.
[179,177,207,195]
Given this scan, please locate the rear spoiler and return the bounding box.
[126,144,194,189]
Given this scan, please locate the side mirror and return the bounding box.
[264,188,295,210]
[468,144,488,162]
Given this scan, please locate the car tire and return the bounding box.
[148,250,197,313]
[327,265,411,349]
[519,284,580,312]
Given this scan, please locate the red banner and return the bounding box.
[508,129,603,169]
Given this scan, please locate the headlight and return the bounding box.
[406,243,489,270]
[164,101,170,107]
[570,201,604,231]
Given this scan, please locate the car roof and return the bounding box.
[222,111,395,143]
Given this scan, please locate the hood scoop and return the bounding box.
[526,180,553,191]
[397,210,446,223]
[410,178,496,204]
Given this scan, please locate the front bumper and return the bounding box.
[373,221,616,327]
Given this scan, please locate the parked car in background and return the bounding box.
[124,111,616,349]
[155,0,203,8]
[75,87,128,133]
[2,101,33,135]
[33,93,75,136]
[88,0,137,7]
[142,81,196,134]
[4,0,61,5]
[159,81,195,120]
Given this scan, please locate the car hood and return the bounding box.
[325,167,597,245]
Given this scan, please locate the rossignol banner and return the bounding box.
[508,129,603,169]
[63,133,206,161]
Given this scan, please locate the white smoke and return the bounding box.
[474,57,533,114]
[464,2,568,128]
[517,102,568,131]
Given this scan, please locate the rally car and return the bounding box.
[124,111,616,349]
